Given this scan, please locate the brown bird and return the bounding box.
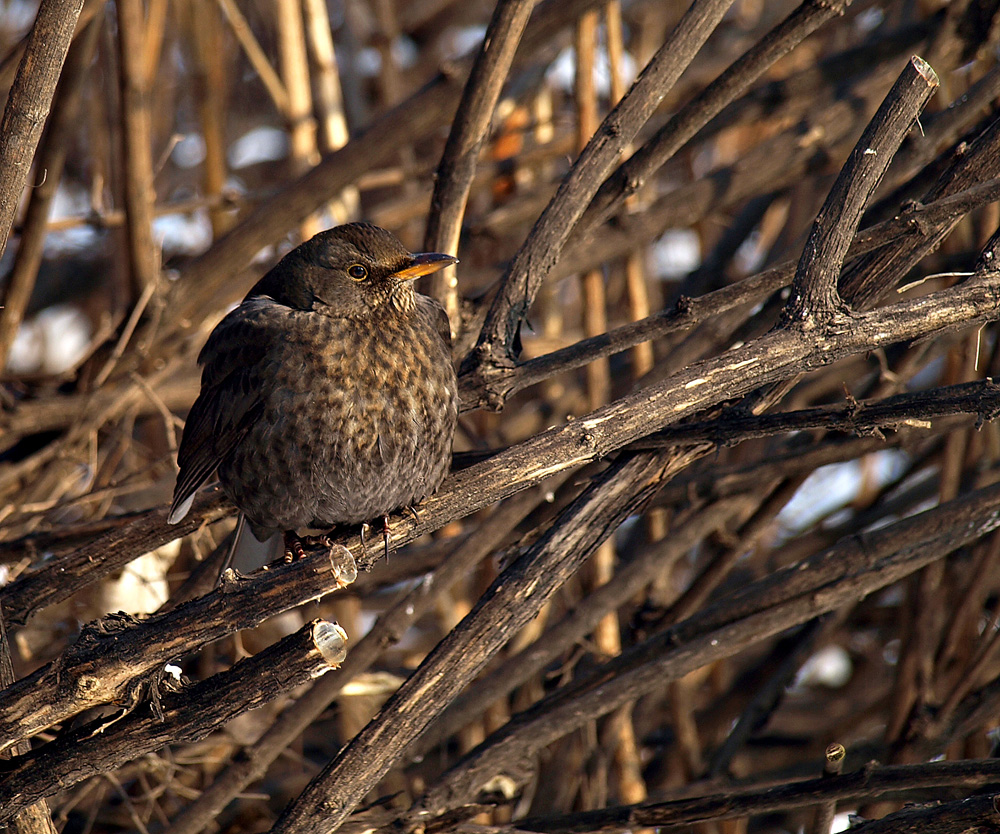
[168,223,458,550]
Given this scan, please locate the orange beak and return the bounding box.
[392,252,458,282]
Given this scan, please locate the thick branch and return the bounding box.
[412,476,1000,817]
[840,109,1000,308]
[0,0,85,260]
[515,760,1000,832]
[633,379,1000,448]
[0,551,356,752]
[271,453,676,834]
[784,56,938,322]
[163,485,553,834]
[0,619,348,819]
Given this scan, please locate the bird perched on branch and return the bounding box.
[168,223,458,554]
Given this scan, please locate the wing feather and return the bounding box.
[169,299,278,522]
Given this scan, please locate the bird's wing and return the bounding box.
[168,299,278,523]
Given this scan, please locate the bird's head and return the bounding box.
[247,223,456,317]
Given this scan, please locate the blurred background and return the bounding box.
[3,0,1000,831]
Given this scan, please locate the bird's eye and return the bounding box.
[347,264,368,281]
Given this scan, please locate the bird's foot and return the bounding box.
[359,516,392,562]
[283,531,308,562]
[283,532,356,586]
[300,533,334,549]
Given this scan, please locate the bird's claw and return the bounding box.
[283,532,308,562]
[282,533,356,588]
[381,514,390,560]
[359,516,392,562]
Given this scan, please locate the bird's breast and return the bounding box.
[215,301,457,531]
[261,307,454,470]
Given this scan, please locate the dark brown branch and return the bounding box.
[0,601,56,834]
[0,549,356,752]
[163,484,554,834]
[575,0,852,244]
[411,496,755,759]
[411,477,1000,818]
[877,64,1000,209]
[514,760,1000,833]
[632,379,1000,448]
[276,401,996,832]
[271,452,677,834]
[0,619,347,820]
[466,0,736,391]
[842,793,1000,834]
[422,0,535,326]
[784,56,938,321]
[547,103,868,288]
[840,111,1000,308]
[666,475,811,627]
[0,0,85,260]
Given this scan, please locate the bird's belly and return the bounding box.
[219,331,455,533]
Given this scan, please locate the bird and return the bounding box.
[167,222,459,555]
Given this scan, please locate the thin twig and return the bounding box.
[467,0,737,389]
[423,0,537,331]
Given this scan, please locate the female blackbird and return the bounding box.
[168,223,458,544]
